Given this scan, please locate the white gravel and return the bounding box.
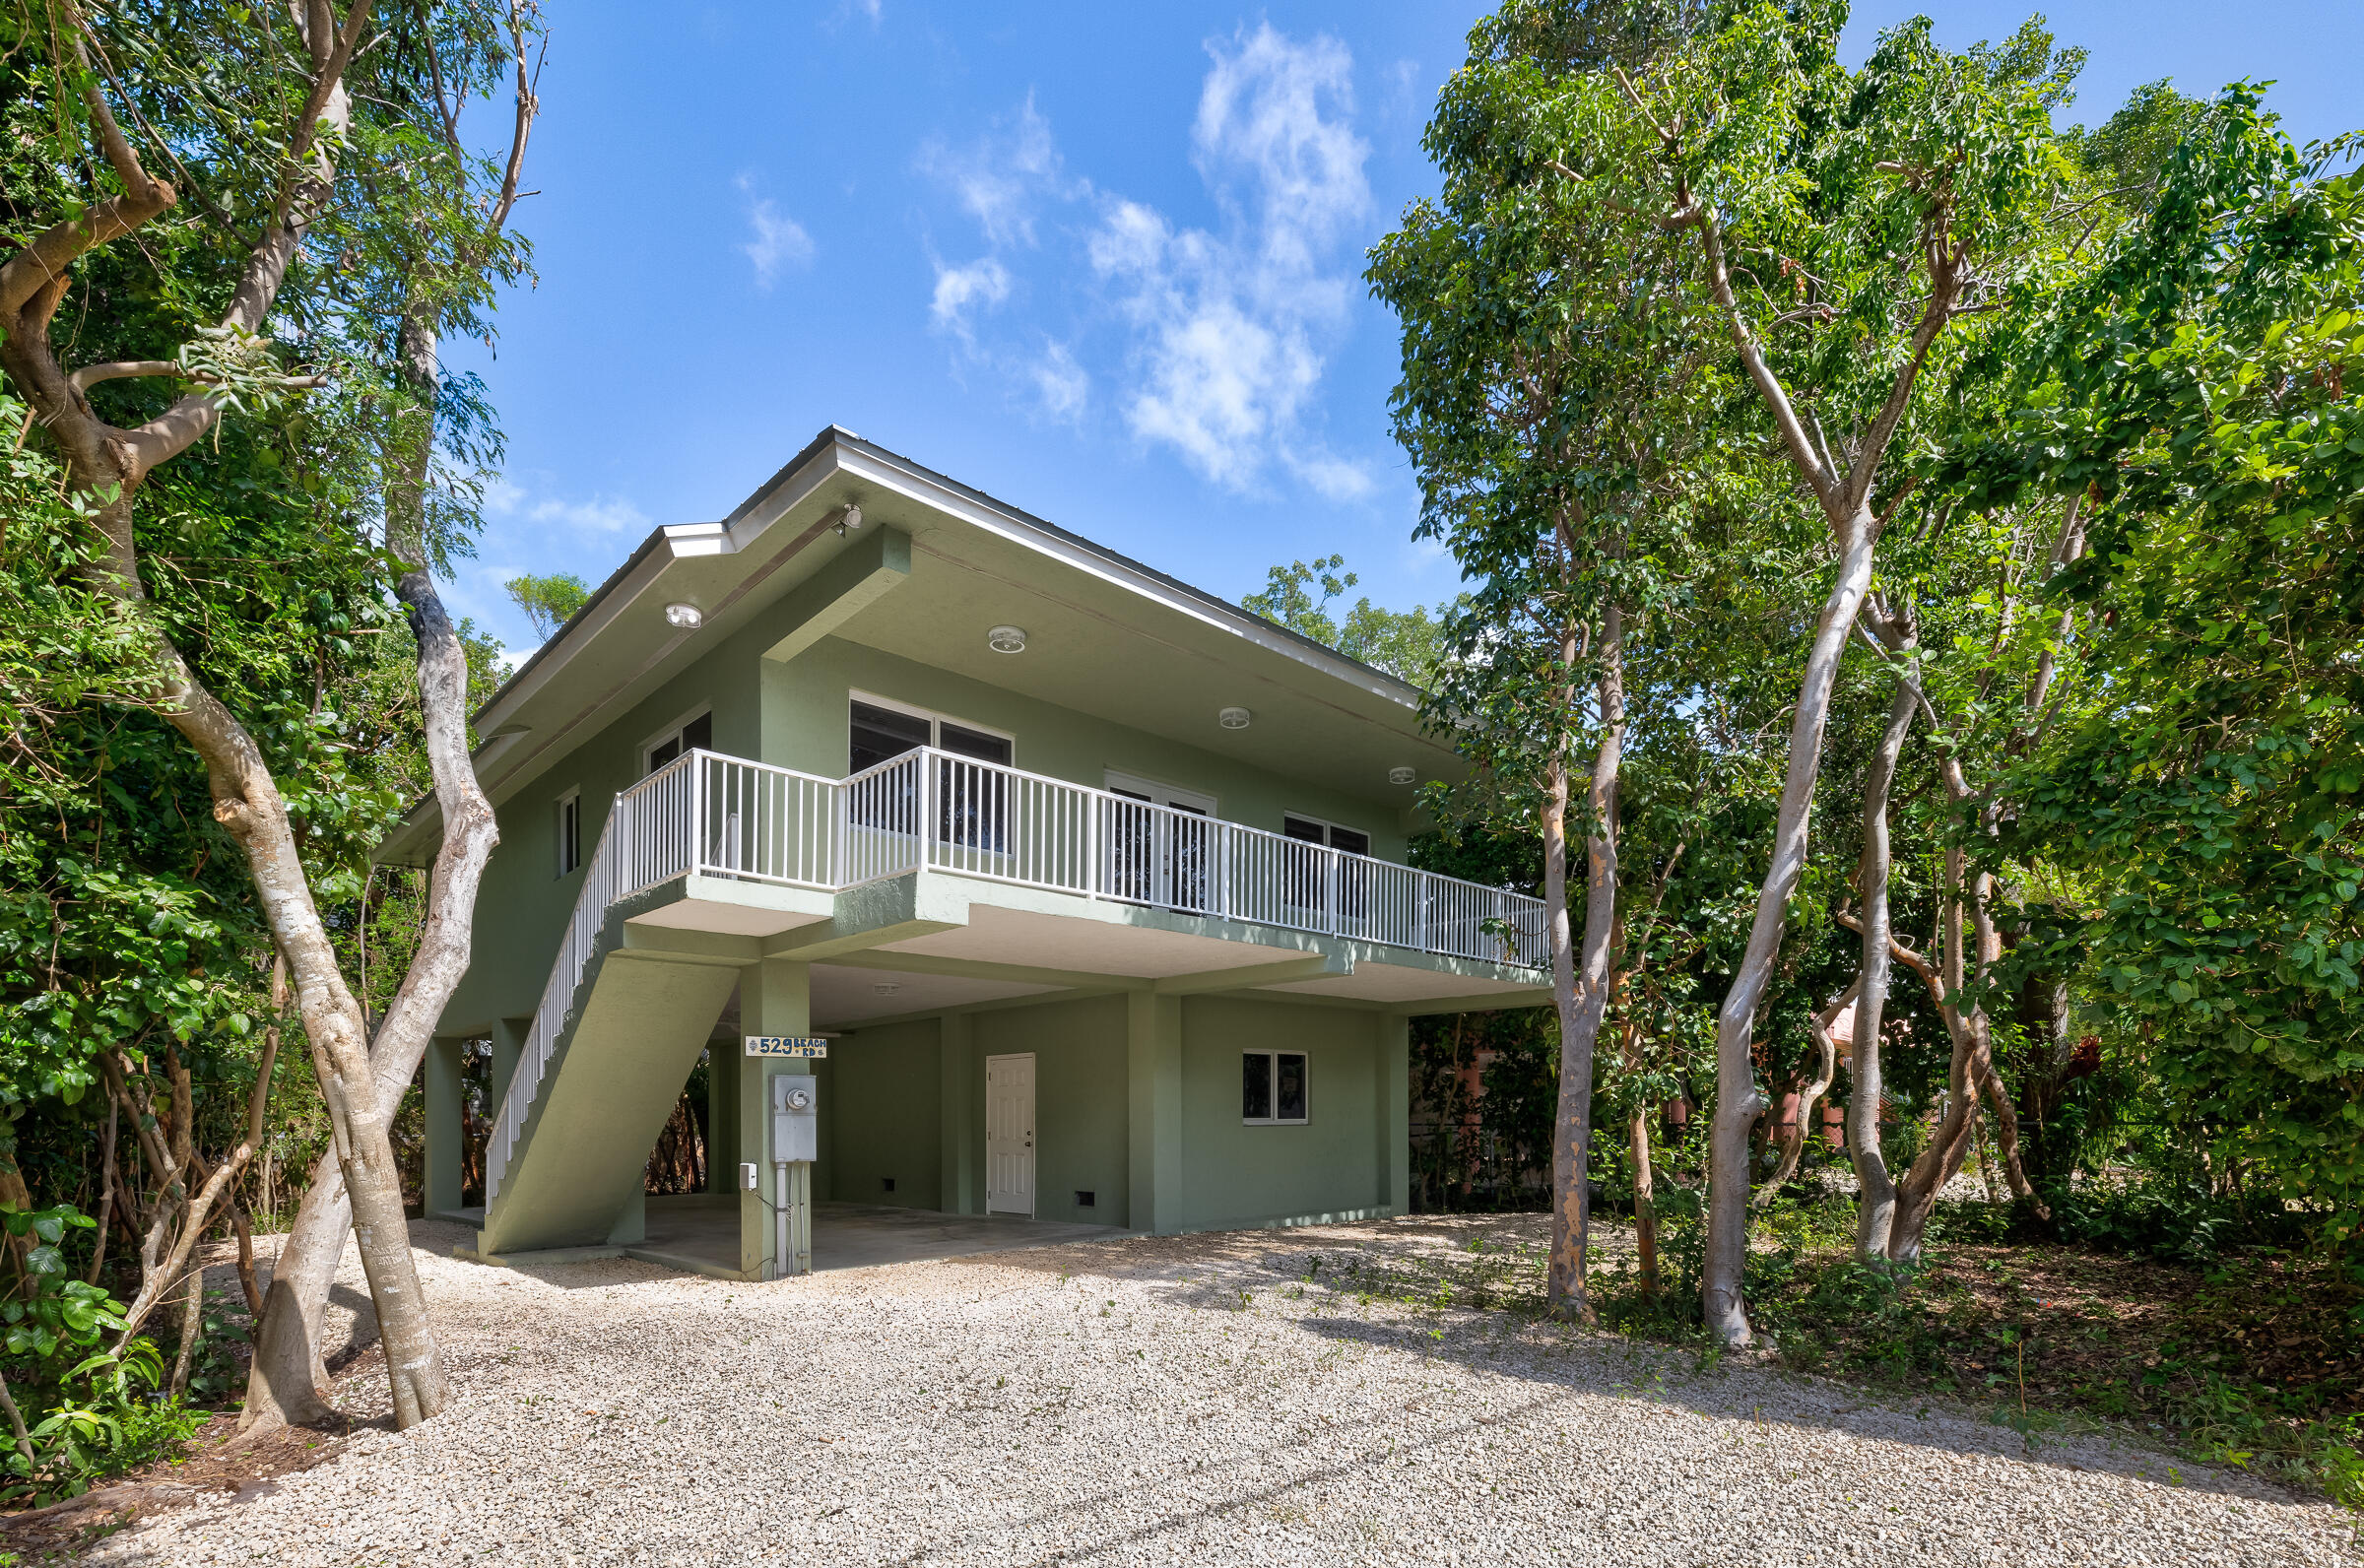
[91,1214,2355,1567]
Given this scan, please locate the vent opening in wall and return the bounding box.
[881,1177,896,1194]
[1075,1190,1095,1209]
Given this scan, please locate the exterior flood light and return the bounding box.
[833,502,864,537]
[988,624,1028,654]
[1389,766,1417,786]
[1218,707,1251,730]
[663,602,703,629]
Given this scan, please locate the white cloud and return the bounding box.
[485,477,647,535]
[930,257,1012,339]
[528,494,648,534]
[920,93,1072,249]
[1032,341,1088,423]
[735,175,815,288]
[1089,24,1372,494]
[1287,448,1377,501]
[913,27,1376,495]
[1190,26,1370,275]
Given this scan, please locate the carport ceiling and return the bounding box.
[813,963,1059,1029]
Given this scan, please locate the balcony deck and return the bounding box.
[631,746,1547,965]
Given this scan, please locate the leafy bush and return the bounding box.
[0,1204,199,1505]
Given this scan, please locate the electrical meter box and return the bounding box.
[770,1074,819,1164]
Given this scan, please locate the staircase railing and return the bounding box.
[484,747,1547,1203]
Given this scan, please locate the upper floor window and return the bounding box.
[555,788,581,878]
[644,707,712,774]
[1284,815,1370,858]
[848,693,1012,772]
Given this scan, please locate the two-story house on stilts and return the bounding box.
[385,428,1549,1279]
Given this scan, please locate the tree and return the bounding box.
[0,0,535,1428]
[1551,2,2064,1340]
[1242,555,1452,686]
[1968,92,2364,1245]
[1370,0,1723,1319]
[242,0,541,1431]
[505,570,588,641]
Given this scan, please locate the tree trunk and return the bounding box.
[1626,1096,1660,1299]
[84,1095,117,1285]
[240,302,500,1431]
[1883,851,1989,1262]
[1699,511,1882,1342]
[1755,979,1859,1207]
[1545,609,1624,1321]
[1847,614,1920,1261]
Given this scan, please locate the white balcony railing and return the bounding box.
[485,747,1546,1201]
[690,747,1546,962]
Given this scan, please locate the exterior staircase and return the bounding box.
[476,775,737,1256]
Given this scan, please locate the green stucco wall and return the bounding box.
[823,991,1397,1237]
[1176,996,1388,1230]
[970,995,1131,1226]
[818,1019,942,1208]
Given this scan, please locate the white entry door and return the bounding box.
[984,1053,1036,1216]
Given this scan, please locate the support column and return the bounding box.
[490,1015,528,1117]
[938,1013,976,1215]
[424,1036,464,1216]
[708,1032,740,1174]
[737,956,811,1278]
[1380,1013,1411,1215]
[1126,992,1183,1235]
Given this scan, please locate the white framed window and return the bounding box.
[847,690,1013,771]
[1242,1050,1309,1125]
[555,788,582,878]
[641,704,714,775]
[1282,814,1370,857]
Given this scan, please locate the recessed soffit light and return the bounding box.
[1218,706,1251,730]
[988,624,1028,654]
[1389,766,1417,786]
[663,602,703,629]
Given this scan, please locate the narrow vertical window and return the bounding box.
[1276,1052,1308,1122]
[556,788,581,877]
[1241,1051,1272,1121]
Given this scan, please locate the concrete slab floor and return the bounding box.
[636,1195,1130,1275]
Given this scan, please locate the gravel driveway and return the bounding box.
[87,1214,2353,1567]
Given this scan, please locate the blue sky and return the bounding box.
[442,0,2362,661]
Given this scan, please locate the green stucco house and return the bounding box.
[387,428,1549,1279]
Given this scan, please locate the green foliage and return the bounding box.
[1241,556,1452,686]
[0,1200,192,1505]
[506,571,592,641]
[0,0,531,1168]
[0,1207,118,1358]
[1966,93,2364,1244]
[3,1339,197,1507]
